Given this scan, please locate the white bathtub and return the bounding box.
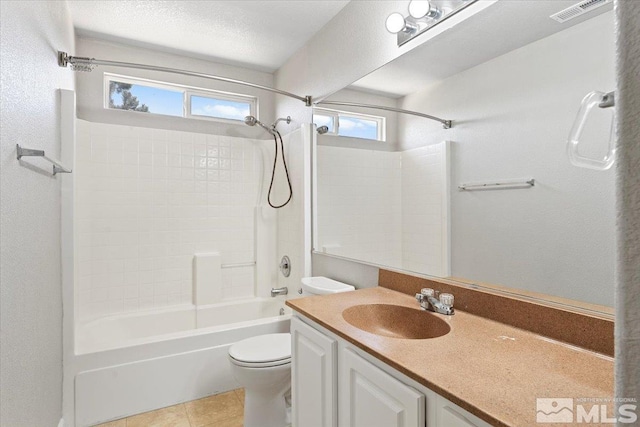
[77,297,290,354]
[69,297,292,427]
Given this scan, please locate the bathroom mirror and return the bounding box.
[312,1,616,311]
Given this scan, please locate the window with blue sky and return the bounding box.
[338,116,379,140]
[313,108,384,141]
[106,74,256,122]
[190,95,251,121]
[109,83,183,116]
[312,113,335,133]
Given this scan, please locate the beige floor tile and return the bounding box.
[202,415,244,427]
[185,391,244,427]
[93,420,126,427]
[125,403,190,427]
[234,388,245,406]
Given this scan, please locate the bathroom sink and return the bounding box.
[342,304,450,339]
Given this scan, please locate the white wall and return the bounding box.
[0,1,75,425]
[74,120,271,320]
[398,12,616,305]
[74,37,276,138]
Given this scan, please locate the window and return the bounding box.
[188,95,251,121]
[313,108,385,141]
[312,111,336,134]
[105,73,257,123]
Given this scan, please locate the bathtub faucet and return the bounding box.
[271,287,288,297]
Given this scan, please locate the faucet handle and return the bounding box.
[421,288,435,297]
[439,293,454,308]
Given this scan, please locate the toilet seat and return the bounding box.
[230,357,291,368]
[229,333,291,368]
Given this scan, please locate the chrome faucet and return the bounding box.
[415,288,455,315]
[271,286,289,297]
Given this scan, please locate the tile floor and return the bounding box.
[95,389,245,427]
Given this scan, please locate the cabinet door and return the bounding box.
[291,316,338,427]
[436,396,492,427]
[340,348,425,427]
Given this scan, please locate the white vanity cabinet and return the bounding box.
[340,347,425,427]
[435,397,491,427]
[291,314,492,427]
[291,316,338,427]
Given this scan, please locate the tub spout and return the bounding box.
[271,287,288,297]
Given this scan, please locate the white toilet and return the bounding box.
[300,276,355,296]
[228,276,355,427]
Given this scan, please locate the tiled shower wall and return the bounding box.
[316,144,448,276]
[75,120,266,321]
[401,143,449,276]
[316,146,402,267]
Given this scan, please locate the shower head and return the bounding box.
[244,115,292,135]
[244,116,258,126]
[317,126,329,135]
[244,115,274,134]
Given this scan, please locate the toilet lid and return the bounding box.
[229,333,291,365]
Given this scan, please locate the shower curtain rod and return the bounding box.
[315,100,452,129]
[57,51,312,106]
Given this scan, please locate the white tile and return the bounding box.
[76,124,265,319]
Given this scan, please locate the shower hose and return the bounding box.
[267,129,293,208]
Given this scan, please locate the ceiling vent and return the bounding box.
[550,0,612,23]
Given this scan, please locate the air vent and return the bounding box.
[550,0,612,23]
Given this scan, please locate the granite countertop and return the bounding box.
[286,287,614,427]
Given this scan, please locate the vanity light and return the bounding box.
[386,0,480,46]
[386,12,417,34]
[385,13,405,33]
[408,0,441,19]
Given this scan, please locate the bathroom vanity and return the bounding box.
[286,284,614,427]
[290,314,490,427]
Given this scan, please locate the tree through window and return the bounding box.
[108,82,149,112]
[104,74,256,120]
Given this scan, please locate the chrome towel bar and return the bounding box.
[16,144,72,175]
[458,178,535,191]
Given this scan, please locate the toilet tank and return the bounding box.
[300,276,355,297]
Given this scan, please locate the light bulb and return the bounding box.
[385,12,406,34]
[409,0,432,18]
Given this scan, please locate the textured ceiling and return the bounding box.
[67,0,350,72]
